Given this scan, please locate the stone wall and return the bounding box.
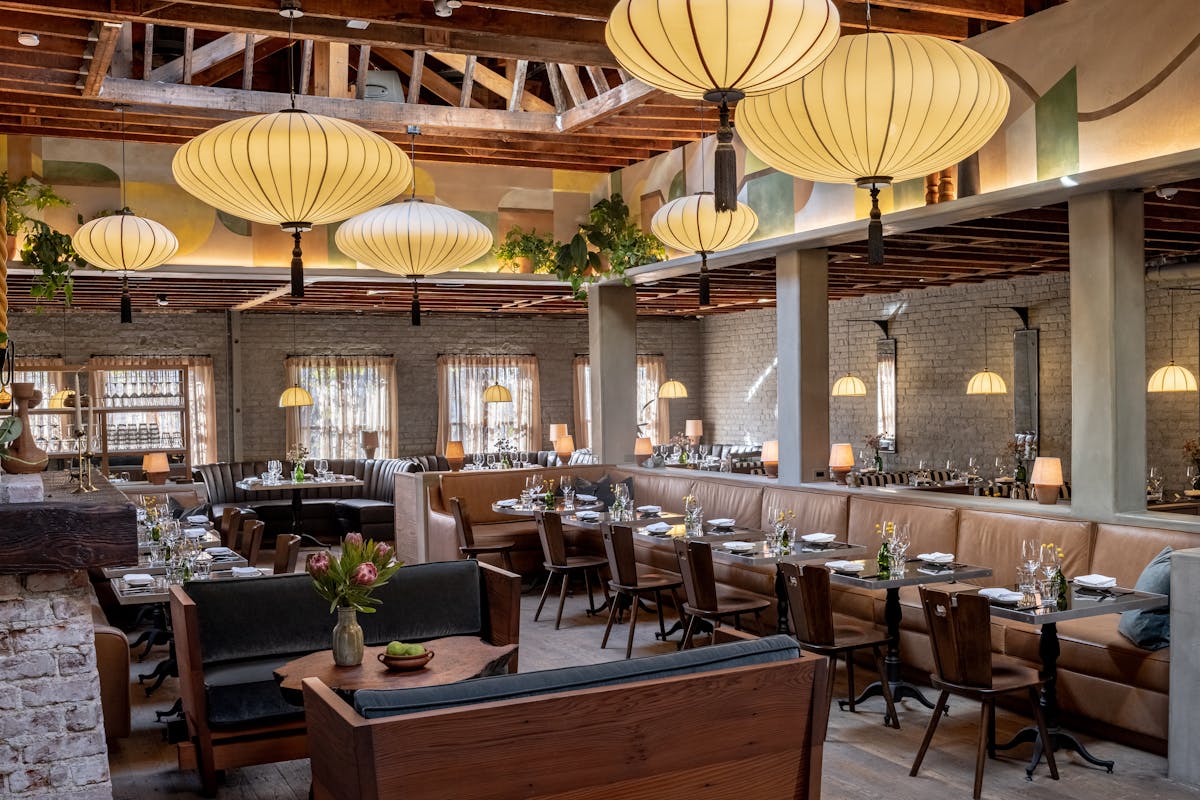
[0,572,111,799]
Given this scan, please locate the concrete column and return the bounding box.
[1068,190,1145,519]
[587,283,637,465]
[776,249,830,485]
[227,310,244,462]
[1170,548,1200,786]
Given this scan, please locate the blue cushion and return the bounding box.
[1117,546,1172,650]
[354,635,801,719]
[204,655,306,728]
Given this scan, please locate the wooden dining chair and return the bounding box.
[599,523,684,658]
[218,507,243,549]
[779,562,898,728]
[272,533,302,574]
[449,496,516,572]
[233,519,265,567]
[672,538,770,649]
[534,511,609,629]
[911,587,1058,799]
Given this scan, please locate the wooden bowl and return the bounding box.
[377,650,435,672]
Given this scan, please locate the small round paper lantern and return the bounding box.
[966,370,1008,396]
[72,212,178,273]
[1147,363,1198,393]
[279,385,314,408]
[651,193,758,306]
[831,374,867,397]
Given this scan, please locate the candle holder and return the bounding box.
[70,434,98,493]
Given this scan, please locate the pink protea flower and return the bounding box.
[344,532,363,548]
[306,551,331,578]
[374,542,394,562]
[352,562,378,586]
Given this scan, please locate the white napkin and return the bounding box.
[495,499,518,507]
[206,547,234,556]
[644,522,672,534]
[708,518,736,528]
[979,587,1023,603]
[825,560,864,572]
[575,510,600,520]
[1073,574,1117,589]
[231,566,261,578]
[123,573,154,586]
[244,477,262,485]
[722,541,755,552]
[801,532,836,544]
[636,505,662,513]
[918,552,955,564]
[186,515,210,525]
[576,494,598,502]
[183,527,207,538]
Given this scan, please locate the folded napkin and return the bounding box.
[644,522,672,534]
[708,518,736,528]
[801,532,836,544]
[123,573,154,586]
[825,560,864,572]
[575,494,598,502]
[575,510,600,519]
[183,527,207,538]
[722,541,755,552]
[244,477,262,485]
[636,505,662,514]
[979,587,1023,603]
[231,566,261,578]
[206,546,233,556]
[918,552,955,564]
[1073,574,1117,589]
[495,499,518,507]
[186,515,210,525]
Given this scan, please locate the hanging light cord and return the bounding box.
[119,107,127,211]
[865,0,873,32]
[287,12,296,110]
[1170,288,1176,363]
[409,128,418,199]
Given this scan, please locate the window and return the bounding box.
[573,355,668,448]
[876,339,897,452]
[285,356,397,460]
[436,355,540,454]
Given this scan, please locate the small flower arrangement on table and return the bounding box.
[286,443,310,482]
[864,434,884,471]
[306,533,404,614]
[493,436,517,468]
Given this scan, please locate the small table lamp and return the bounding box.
[635,436,653,466]
[685,419,703,445]
[1030,457,1063,505]
[143,452,170,485]
[555,434,575,465]
[444,440,465,472]
[549,423,568,446]
[760,439,779,478]
[829,443,855,485]
[360,430,379,459]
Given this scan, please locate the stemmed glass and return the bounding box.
[888,524,911,575]
[1148,466,1165,503]
[267,460,283,484]
[1021,539,1042,576]
[1040,543,1061,606]
[315,459,329,480]
[472,452,484,470]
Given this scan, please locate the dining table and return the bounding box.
[828,558,993,724]
[985,581,1167,775]
[236,476,364,540]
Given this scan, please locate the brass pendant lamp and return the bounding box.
[606,0,840,211]
[1148,289,1198,392]
[73,108,179,324]
[738,3,1009,264]
[172,0,411,299]
[334,129,493,326]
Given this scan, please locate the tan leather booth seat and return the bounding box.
[608,469,694,510]
[846,496,959,556]
[759,486,848,537]
[1091,523,1196,588]
[691,480,763,529]
[956,510,1094,589]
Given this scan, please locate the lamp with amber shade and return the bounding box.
[549,423,568,446]
[635,436,654,466]
[829,443,856,485]
[143,452,170,485]
[760,440,779,478]
[444,440,465,472]
[555,434,575,465]
[360,431,379,459]
[685,419,703,445]
[1030,457,1063,505]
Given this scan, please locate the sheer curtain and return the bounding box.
[11,357,66,400]
[89,356,219,465]
[572,355,668,446]
[285,356,397,460]
[436,355,540,454]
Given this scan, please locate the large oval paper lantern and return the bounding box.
[73,211,179,324]
[739,32,1009,263]
[651,193,758,306]
[606,0,839,211]
[172,110,412,297]
[335,199,493,325]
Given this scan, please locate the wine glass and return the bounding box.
[1040,543,1061,604]
[315,459,329,480]
[1021,539,1042,574]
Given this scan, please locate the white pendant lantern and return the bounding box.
[73,213,178,273]
[483,383,513,404]
[658,379,689,399]
[966,370,1008,396]
[651,192,758,306]
[278,385,314,408]
[606,0,840,211]
[738,32,1010,263]
[831,374,867,397]
[1148,289,1198,393]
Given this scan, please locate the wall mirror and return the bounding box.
[876,338,897,453]
[1012,328,1039,438]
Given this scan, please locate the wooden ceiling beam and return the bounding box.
[374,48,473,107]
[462,1,615,21]
[426,51,553,113]
[835,2,969,38]
[0,47,81,70]
[558,79,658,133]
[151,31,270,84]
[0,11,94,38]
[868,0,1025,22]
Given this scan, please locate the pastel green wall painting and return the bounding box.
[746,171,796,240]
[1036,68,1080,180]
[217,211,251,237]
[42,160,117,188]
[668,170,686,201]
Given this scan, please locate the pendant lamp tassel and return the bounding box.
[290,230,305,298]
[120,274,132,324]
[714,102,737,212]
[411,280,421,327]
[698,253,711,307]
[867,186,884,265]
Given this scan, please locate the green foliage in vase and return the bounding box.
[494,226,559,274]
[554,194,663,299]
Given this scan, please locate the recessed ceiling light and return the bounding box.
[278,0,303,19]
[757,298,772,303]
[365,289,394,296]
[1059,175,1079,187]
[17,32,39,47]
[346,19,369,29]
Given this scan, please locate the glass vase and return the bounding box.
[293,460,305,483]
[332,606,364,666]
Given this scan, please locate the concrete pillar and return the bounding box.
[228,310,243,462]
[1068,190,1145,519]
[776,249,830,485]
[587,283,637,465]
[1170,548,1200,785]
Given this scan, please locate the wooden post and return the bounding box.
[938,167,956,203]
[925,173,938,205]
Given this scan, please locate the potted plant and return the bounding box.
[555,194,664,299]
[306,533,403,665]
[1,172,81,307]
[494,226,558,274]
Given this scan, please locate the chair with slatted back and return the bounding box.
[449,496,516,572]
[778,562,898,728]
[272,534,302,574]
[672,538,770,649]
[599,524,684,658]
[911,587,1058,799]
[219,507,243,549]
[534,511,609,629]
[234,519,265,568]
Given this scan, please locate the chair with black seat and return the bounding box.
[779,561,899,728]
[599,523,684,658]
[218,507,243,549]
[672,538,770,649]
[272,534,302,574]
[534,511,610,629]
[910,587,1058,799]
[449,496,516,572]
[233,519,265,567]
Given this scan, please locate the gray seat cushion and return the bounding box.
[1118,546,1172,650]
[336,498,394,525]
[204,655,306,728]
[354,635,800,719]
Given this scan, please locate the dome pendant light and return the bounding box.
[279,303,313,407]
[738,3,1009,265]
[605,0,840,210]
[967,308,1007,395]
[831,318,867,397]
[1148,289,1198,392]
[72,108,179,324]
[335,128,493,326]
[173,1,412,299]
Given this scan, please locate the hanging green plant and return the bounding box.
[1,171,80,308]
[555,194,663,300]
[494,227,559,274]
